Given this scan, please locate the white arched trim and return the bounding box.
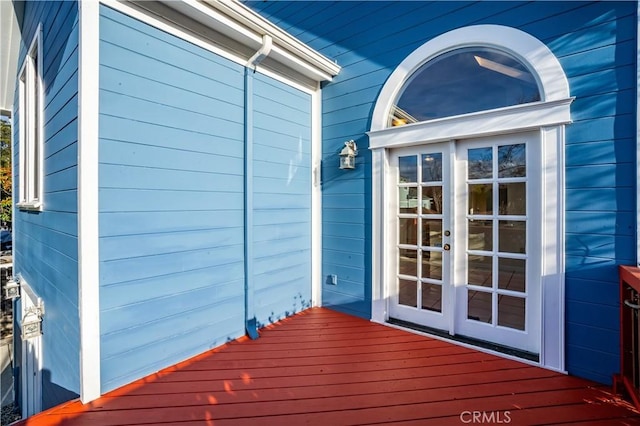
[370,24,572,133]
[368,25,572,374]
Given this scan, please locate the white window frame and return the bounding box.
[17,24,43,211]
[368,25,573,373]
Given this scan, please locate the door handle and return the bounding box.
[443,244,451,251]
[624,299,640,310]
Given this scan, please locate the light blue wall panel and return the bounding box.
[98,5,245,393]
[12,0,80,409]
[245,0,638,385]
[251,72,312,327]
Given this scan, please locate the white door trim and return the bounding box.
[368,24,571,372]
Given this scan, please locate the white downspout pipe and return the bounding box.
[244,34,272,340]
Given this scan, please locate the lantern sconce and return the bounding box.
[22,302,44,340]
[4,276,20,300]
[339,140,358,170]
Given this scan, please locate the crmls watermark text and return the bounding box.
[460,411,512,424]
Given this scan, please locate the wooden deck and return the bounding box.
[16,308,640,425]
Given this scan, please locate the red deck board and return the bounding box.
[15,308,640,425]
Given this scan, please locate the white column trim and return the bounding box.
[311,87,322,307]
[539,125,566,373]
[370,148,386,322]
[78,0,101,403]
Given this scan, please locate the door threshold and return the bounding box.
[388,317,539,363]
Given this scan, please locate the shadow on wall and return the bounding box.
[255,293,311,329]
[42,370,79,412]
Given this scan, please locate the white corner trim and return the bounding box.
[371,24,570,132]
[78,0,101,403]
[539,125,566,372]
[370,148,386,323]
[311,88,322,307]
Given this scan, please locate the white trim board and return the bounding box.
[100,0,339,91]
[368,24,571,373]
[311,88,323,307]
[78,0,101,403]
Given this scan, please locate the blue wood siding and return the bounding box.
[251,73,312,326]
[98,5,246,393]
[12,0,80,409]
[245,1,637,385]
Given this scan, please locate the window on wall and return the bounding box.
[389,47,540,127]
[18,27,43,210]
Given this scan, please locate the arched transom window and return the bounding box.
[389,47,541,127]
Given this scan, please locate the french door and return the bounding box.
[388,132,540,355]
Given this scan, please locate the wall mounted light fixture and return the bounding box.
[22,304,44,340]
[339,140,358,170]
[4,276,20,300]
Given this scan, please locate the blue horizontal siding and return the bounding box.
[566,114,635,144]
[566,188,635,212]
[99,115,242,157]
[565,210,636,236]
[44,117,77,160]
[100,243,244,287]
[565,277,619,307]
[100,263,245,311]
[245,0,637,384]
[101,297,244,363]
[251,72,312,327]
[566,163,635,189]
[101,315,243,393]
[99,210,243,237]
[562,39,636,78]
[98,4,246,394]
[566,138,635,166]
[13,0,80,409]
[46,166,77,194]
[99,164,243,193]
[566,233,636,260]
[571,89,635,121]
[566,255,635,281]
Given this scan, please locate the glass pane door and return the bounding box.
[454,133,540,355]
[389,144,450,331]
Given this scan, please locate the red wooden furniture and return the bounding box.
[614,265,640,410]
